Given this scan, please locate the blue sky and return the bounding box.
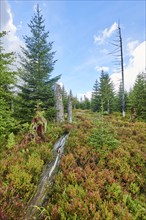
[1,0,146,98]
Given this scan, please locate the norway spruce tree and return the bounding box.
[129,72,146,121]
[0,31,16,139]
[91,79,100,112]
[99,70,115,113]
[17,5,60,122]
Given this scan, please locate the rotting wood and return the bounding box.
[25,134,69,220]
[54,84,64,122]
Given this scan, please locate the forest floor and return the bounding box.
[0,110,146,220]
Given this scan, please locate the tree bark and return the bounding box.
[118,24,125,117]
[54,84,64,122]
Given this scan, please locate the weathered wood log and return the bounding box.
[54,84,64,122]
[25,134,69,220]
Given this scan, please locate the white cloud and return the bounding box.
[1,0,16,33]
[1,0,25,55]
[110,72,121,91]
[94,22,118,44]
[85,91,92,99]
[78,91,92,100]
[17,21,23,30]
[127,40,139,55]
[111,41,146,91]
[100,48,109,54]
[95,66,109,72]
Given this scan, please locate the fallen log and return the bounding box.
[25,133,69,220]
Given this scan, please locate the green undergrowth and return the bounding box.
[0,121,68,219]
[0,110,146,219]
[40,110,146,220]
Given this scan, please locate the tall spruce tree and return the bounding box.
[0,31,16,138]
[91,79,100,112]
[129,72,146,121]
[17,5,60,122]
[99,70,115,113]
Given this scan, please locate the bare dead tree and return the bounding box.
[118,24,125,117]
[110,22,125,117]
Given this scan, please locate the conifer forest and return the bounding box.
[0,4,146,220]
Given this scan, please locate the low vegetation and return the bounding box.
[0,110,146,219]
[0,121,66,219]
[42,110,146,220]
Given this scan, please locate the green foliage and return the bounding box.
[6,132,15,149]
[83,96,91,110]
[106,183,122,201]
[0,31,16,88]
[0,31,17,140]
[7,163,33,197]
[123,194,146,219]
[41,110,146,220]
[26,152,44,183]
[128,72,146,121]
[71,95,80,109]
[0,108,146,219]
[0,98,16,141]
[0,116,65,219]
[91,79,100,112]
[16,5,60,122]
[91,71,115,114]
[88,120,119,151]
[99,70,115,113]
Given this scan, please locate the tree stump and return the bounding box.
[54,84,64,122]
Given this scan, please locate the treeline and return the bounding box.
[75,70,146,121]
[0,4,146,146]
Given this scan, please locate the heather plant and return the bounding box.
[0,116,65,218]
[41,110,146,220]
[0,110,146,219]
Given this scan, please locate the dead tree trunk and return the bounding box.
[118,24,125,117]
[54,84,64,122]
[68,91,72,123]
[110,22,125,117]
